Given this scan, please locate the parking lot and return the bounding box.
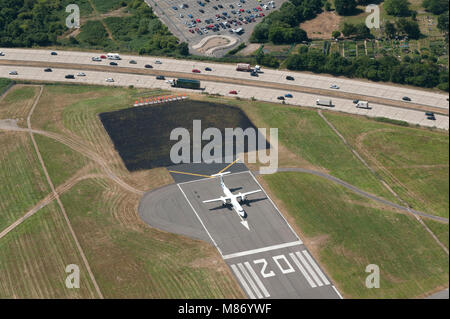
[144,0,288,56]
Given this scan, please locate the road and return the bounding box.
[0,49,448,129]
[1,47,448,109]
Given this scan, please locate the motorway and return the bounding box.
[0,48,448,129]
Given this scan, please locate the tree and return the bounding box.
[325,2,332,11]
[437,11,449,32]
[384,21,397,38]
[422,0,449,15]
[177,42,189,56]
[342,22,357,37]
[384,0,411,17]
[334,0,357,15]
[355,23,371,39]
[396,18,421,39]
[332,30,341,39]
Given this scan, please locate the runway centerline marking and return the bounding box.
[217,158,240,175]
[222,241,303,260]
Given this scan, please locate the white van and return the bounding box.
[107,53,121,60]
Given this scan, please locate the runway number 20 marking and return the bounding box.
[252,251,330,288]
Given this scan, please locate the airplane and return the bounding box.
[202,172,262,219]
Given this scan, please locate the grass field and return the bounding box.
[0,201,97,298]
[263,172,449,298]
[322,111,449,218]
[59,178,244,298]
[0,78,12,95]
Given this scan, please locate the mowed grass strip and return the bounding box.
[0,201,98,298]
[323,111,449,218]
[0,132,49,232]
[59,178,244,298]
[34,134,91,187]
[248,103,397,202]
[423,219,449,250]
[263,172,449,298]
[0,78,12,95]
[0,85,39,125]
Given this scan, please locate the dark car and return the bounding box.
[425,112,435,117]
[44,68,52,72]
[156,75,165,80]
[427,115,436,120]
[286,75,294,81]
[129,60,137,64]
[50,51,58,56]
[145,64,153,68]
[402,96,411,101]
[277,96,285,100]
[218,4,223,8]
[250,71,258,77]
[65,74,75,79]
[199,9,205,13]
[205,67,212,71]
[110,61,118,66]
[353,99,359,104]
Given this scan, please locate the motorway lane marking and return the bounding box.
[222,241,303,260]
[302,250,330,285]
[244,261,270,298]
[295,251,323,287]
[289,252,317,288]
[231,264,256,299]
[238,263,263,299]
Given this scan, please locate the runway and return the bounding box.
[139,167,342,299]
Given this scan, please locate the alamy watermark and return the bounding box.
[365,264,380,288]
[66,4,80,29]
[65,264,80,289]
[365,4,380,29]
[170,120,278,174]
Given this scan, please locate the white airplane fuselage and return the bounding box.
[220,179,246,218]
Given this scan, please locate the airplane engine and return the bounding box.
[238,193,245,202]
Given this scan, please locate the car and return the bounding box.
[286,75,294,81]
[353,99,359,104]
[425,112,435,117]
[259,12,265,16]
[250,70,258,76]
[50,51,58,56]
[145,64,153,68]
[229,90,238,94]
[427,115,436,120]
[100,55,107,59]
[188,14,193,18]
[8,71,18,75]
[106,78,114,82]
[199,9,205,13]
[285,93,293,98]
[402,96,411,101]
[0,51,5,56]
[172,6,178,10]
[129,60,137,64]
[196,18,201,22]
[205,67,212,71]
[218,4,223,8]
[330,84,339,89]
[110,61,118,66]
[230,4,234,8]
[192,69,201,73]
[77,72,86,76]
[179,13,184,18]
[156,75,165,80]
[277,96,285,100]
[44,68,52,72]
[92,57,101,62]
[213,6,218,9]
[65,74,75,79]
[189,29,194,33]
[155,60,162,64]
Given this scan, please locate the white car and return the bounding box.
[9,71,18,75]
[77,72,86,76]
[155,60,162,64]
[106,78,114,82]
[92,57,101,62]
[330,84,340,89]
[0,52,5,56]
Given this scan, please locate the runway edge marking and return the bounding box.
[222,241,303,260]
[249,171,344,299]
[248,171,301,242]
[177,184,223,257]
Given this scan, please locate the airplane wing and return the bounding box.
[202,196,231,204]
[237,189,262,200]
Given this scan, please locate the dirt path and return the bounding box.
[26,85,105,298]
[318,110,449,255]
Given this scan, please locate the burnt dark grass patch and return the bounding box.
[99,100,269,171]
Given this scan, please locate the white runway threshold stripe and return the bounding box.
[231,263,271,299]
[222,240,304,260]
